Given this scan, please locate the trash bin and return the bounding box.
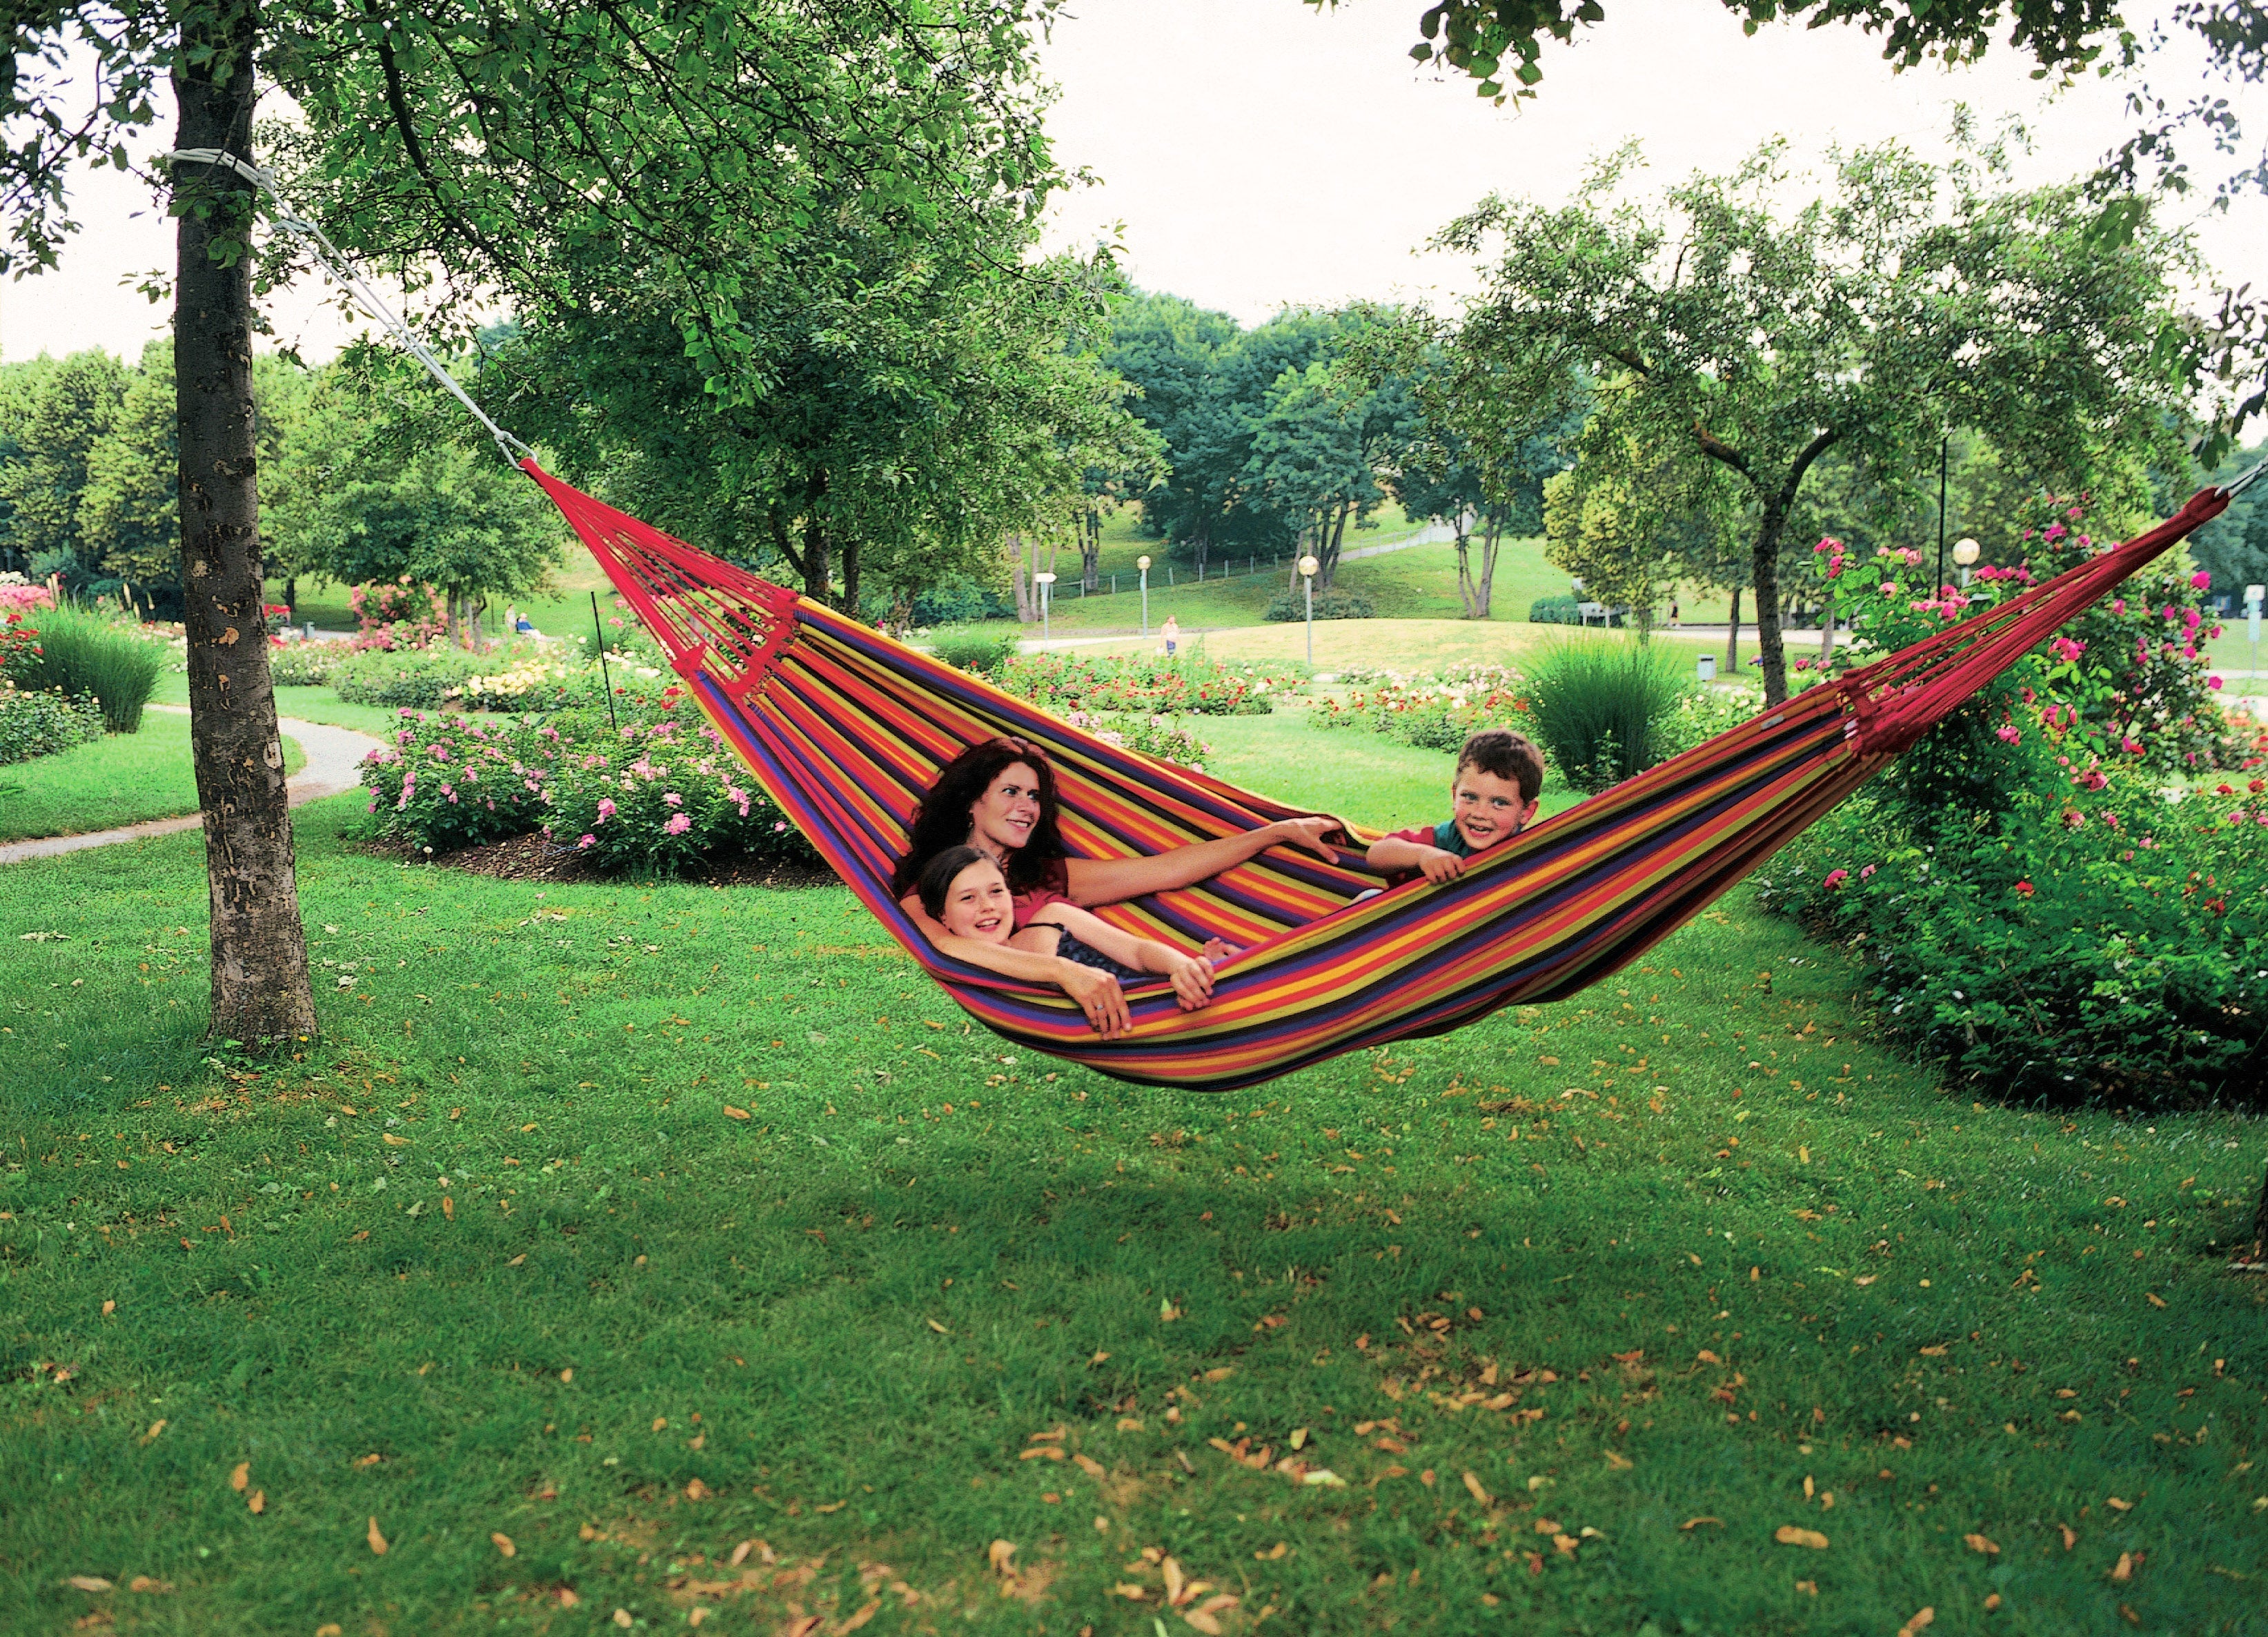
[1697,653,1717,682]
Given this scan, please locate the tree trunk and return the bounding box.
[1081,508,1101,592]
[1009,533,1032,622]
[173,28,317,1051]
[1820,599,1836,671]
[1317,501,1350,591]
[800,515,829,606]
[1452,514,1478,618]
[1726,584,1742,673]
[840,537,861,622]
[1751,498,1790,706]
[1473,517,1501,619]
[2249,1160,2267,1262]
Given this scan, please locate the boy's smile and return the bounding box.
[1450,768,1539,851]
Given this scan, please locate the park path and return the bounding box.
[0,705,384,867]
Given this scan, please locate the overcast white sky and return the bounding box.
[1,0,2260,361]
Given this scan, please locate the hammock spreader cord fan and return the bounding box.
[179,145,2263,1092]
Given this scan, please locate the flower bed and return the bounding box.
[1310,663,1528,752]
[996,653,1305,717]
[356,695,823,875]
[1062,711,1212,771]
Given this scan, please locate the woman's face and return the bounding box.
[938,859,1014,942]
[965,760,1044,860]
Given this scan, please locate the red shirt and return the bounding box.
[1010,855,1073,929]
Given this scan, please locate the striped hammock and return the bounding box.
[526,462,2229,1091]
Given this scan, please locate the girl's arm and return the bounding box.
[1032,904,1217,1013]
[898,894,1133,1035]
[1063,815,1345,906]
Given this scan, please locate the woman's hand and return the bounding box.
[1058,962,1132,1038]
[1261,815,1342,861]
[1160,949,1218,1011]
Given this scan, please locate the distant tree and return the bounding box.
[0,350,126,579]
[1432,137,2198,704]
[273,366,568,646]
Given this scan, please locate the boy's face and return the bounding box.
[1450,766,1538,851]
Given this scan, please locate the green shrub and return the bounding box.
[268,641,348,688]
[1657,683,1769,760]
[1528,594,1583,624]
[357,712,556,852]
[907,577,1017,626]
[6,604,164,733]
[1758,759,2268,1106]
[1265,586,1374,622]
[0,687,105,764]
[333,646,490,708]
[928,628,1022,677]
[540,711,819,876]
[1519,638,1694,793]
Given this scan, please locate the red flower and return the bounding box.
[2013,880,2034,897]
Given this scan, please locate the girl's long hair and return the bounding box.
[889,736,1067,898]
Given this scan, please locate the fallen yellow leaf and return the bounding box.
[381,1133,409,1147]
[2110,1551,2133,1582]
[1964,1534,1999,1555]
[491,1532,515,1558]
[248,1489,266,1514]
[366,1516,388,1555]
[2145,1292,2167,1309]
[1897,1609,1935,1637]
[1604,1450,1634,1469]
[927,1319,949,1335]
[1681,1516,1724,1531]
[2106,1496,2133,1512]
[722,1106,751,1120]
[1775,1526,1829,1549]
[441,1196,455,1221]
[101,1299,115,1316]
[126,1576,173,1593]
[67,1576,113,1592]
[507,1253,526,1267]
[987,1540,1018,1576]
[230,1462,250,1493]
[1463,1471,1492,1505]
[1074,1453,1107,1478]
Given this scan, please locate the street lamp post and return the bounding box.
[1298,553,1319,666]
[1034,571,1057,645]
[1137,555,1151,638]
[1953,537,1980,598]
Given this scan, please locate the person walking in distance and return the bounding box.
[1162,614,1179,657]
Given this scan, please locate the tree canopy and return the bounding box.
[1426,136,2200,702]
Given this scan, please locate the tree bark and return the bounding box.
[1726,583,1741,673]
[1081,508,1101,592]
[2249,1160,2267,1262]
[174,17,318,1051]
[1452,514,1478,618]
[840,536,861,621]
[1474,517,1501,619]
[1751,496,1790,704]
[1009,533,1033,623]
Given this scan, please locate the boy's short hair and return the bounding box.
[1455,728,1545,805]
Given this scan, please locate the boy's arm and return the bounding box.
[1365,833,1468,883]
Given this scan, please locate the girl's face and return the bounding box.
[965,760,1044,860]
[938,859,1013,942]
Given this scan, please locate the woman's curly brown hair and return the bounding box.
[889,737,1068,899]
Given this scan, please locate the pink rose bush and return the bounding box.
[357,703,818,873]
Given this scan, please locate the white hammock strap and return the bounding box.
[166,146,533,466]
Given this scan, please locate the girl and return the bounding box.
[916,846,1220,1036]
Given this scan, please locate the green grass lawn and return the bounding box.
[0,713,307,844]
[3,732,2264,1635]
[149,672,414,740]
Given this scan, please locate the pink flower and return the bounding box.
[1823,869,1849,890]
[577,833,596,849]
[597,797,616,821]
[664,791,682,807]
[2113,598,2125,616]
[2191,570,2212,591]
[773,820,788,833]
[664,813,692,835]
[1858,863,1877,880]
[1996,725,2022,745]
[2209,675,2225,690]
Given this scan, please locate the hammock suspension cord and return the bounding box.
[163,146,535,468]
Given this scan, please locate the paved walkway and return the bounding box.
[0,705,385,866]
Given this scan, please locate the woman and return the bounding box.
[889,736,1339,1036]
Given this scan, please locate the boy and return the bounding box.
[1367,728,1544,884]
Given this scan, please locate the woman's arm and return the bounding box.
[1062,815,1345,906]
[898,894,1134,1035]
